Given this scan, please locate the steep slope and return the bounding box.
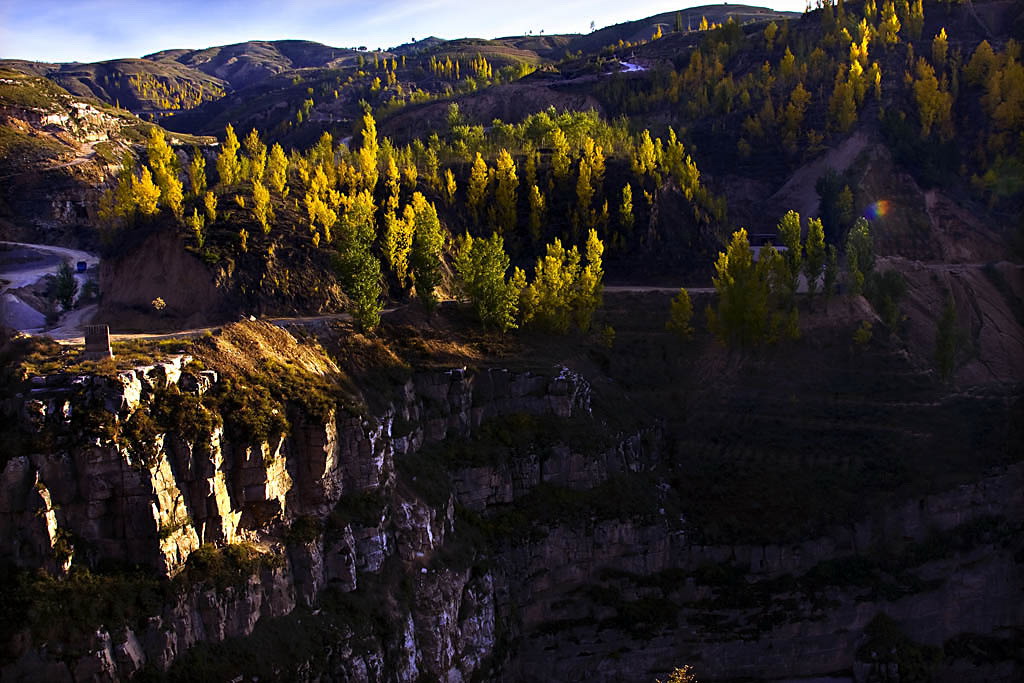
[0,69,211,248]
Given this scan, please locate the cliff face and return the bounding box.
[1,323,1021,682]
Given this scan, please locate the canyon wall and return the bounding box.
[1,346,1020,682]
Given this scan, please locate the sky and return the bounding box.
[0,0,807,63]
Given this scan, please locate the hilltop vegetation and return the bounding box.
[2,2,1023,375]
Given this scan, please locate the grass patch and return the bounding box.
[176,543,284,590]
[0,562,169,657]
[0,68,69,110]
[0,126,66,168]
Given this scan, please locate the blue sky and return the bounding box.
[0,0,807,63]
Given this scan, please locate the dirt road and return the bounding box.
[0,241,98,292]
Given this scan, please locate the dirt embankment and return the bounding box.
[882,258,1024,385]
[98,228,229,330]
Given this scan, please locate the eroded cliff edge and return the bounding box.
[0,318,1021,682]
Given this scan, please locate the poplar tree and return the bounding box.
[493,149,518,234]
[522,238,580,334]
[305,167,338,244]
[619,183,634,234]
[443,168,457,206]
[423,146,440,190]
[187,148,207,198]
[932,28,948,68]
[337,190,382,330]
[203,190,217,223]
[384,156,401,212]
[667,288,694,340]
[804,217,826,303]
[186,209,205,248]
[383,207,414,286]
[707,228,770,346]
[905,0,924,41]
[913,58,953,139]
[267,143,289,195]
[662,129,698,200]
[829,66,857,133]
[244,128,267,181]
[252,179,272,233]
[572,229,604,332]
[783,82,811,151]
[879,1,901,45]
[467,152,489,223]
[356,110,379,193]
[409,192,445,310]
[550,128,571,184]
[523,145,539,189]
[454,232,522,331]
[632,129,658,179]
[964,40,995,86]
[845,218,873,296]
[574,152,594,236]
[146,127,183,217]
[528,184,546,243]
[133,167,161,216]
[777,210,803,301]
[216,124,241,187]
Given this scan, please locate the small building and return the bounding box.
[749,233,788,262]
[83,324,113,360]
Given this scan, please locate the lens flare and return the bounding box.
[864,200,891,220]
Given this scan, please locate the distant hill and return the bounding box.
[390,34,574,61]
[0,6,795,125]
[0,58,228,116]
[388,37,449,56]
[144,40,371,90]
[566,4,800,54]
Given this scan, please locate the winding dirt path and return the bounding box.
[0,240,98,292]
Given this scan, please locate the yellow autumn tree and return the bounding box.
[493,149,518,234]
[932,28,948,68]
[216,123,241,187]
[913,57,954,139]
[467,152,489,223]
[133,166,161,216]
[707,228,771,346]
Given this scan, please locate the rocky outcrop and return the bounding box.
[0,357,595,680]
